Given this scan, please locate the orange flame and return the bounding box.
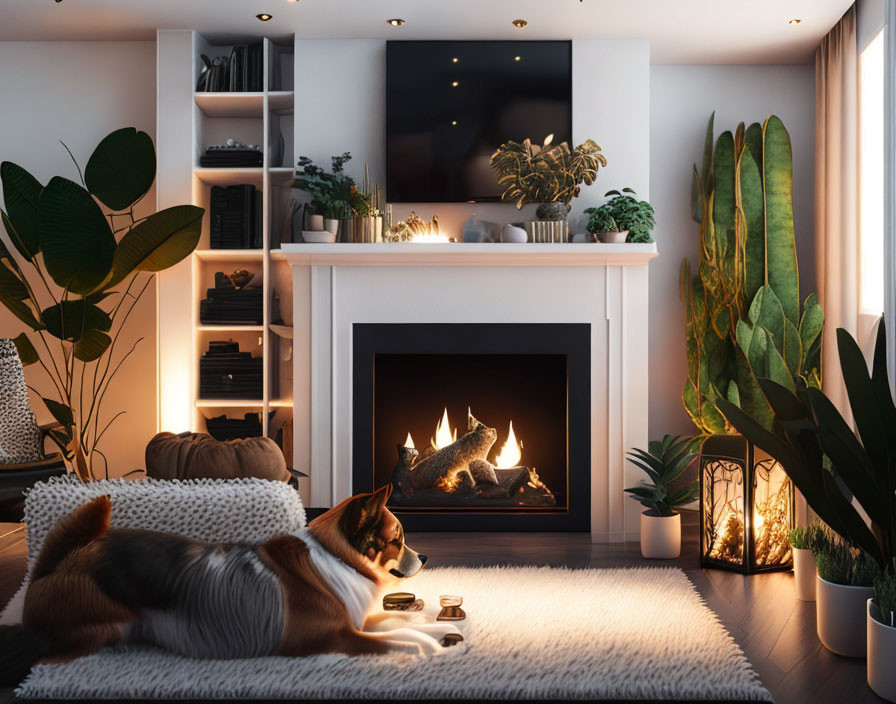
[404,432,415,449]
[431,407,457,450]
[494,420,522,469]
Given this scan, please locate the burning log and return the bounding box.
[468,459,498,486]
[494,466,530,496]
[404,412,496,490]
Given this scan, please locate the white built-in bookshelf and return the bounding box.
[157,30,300,492]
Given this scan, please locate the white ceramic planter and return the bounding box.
[792,547,816,601]
[816,575,874,657]
[597,230,628,244]
[640,511,681,559]
[324,218,339,235]
[868,599,896,701]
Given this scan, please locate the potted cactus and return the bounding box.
[625,435,700,559]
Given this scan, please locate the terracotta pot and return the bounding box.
[868,599,896,701]
[308,213,324,231]
[597,230,629,243]
[792,547,816,601]
[816,575,874,657]
[640,511,681,559]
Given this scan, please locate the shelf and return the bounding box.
[268,91,294,114]
[194,167,264,187]
[196,399,264,408]
[195,249,265,262]
[198,325,265,332]
[194,92,265,118]
[269,167,294,185]
[269,249,287,262]
[270,399,294,408]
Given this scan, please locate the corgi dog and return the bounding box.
[0,485,459,684]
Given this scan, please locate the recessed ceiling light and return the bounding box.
[451,120,458,126]
[387,18,406,26]
[789,18,801,25]
[512,19,528,28]
[514,56,521,62]
[451,81,459,87]
[452,57,459,63]
[256,13,273,21]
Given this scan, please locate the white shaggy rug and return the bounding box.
[17,566,771,701]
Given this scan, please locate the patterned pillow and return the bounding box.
[0,475,306,625]
[0,338,43,465]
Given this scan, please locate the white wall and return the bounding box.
[294,39,650,236]
[649,65,816,439]
[0,41,157,477]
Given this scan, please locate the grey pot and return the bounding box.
[535,202,571,221]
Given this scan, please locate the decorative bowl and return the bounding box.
[302,230,337,243]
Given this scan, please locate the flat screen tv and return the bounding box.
[386,41,572,203]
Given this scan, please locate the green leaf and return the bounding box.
[737,145,764,303]
[101,205,203,290]
[41,300,112,342]
[799,293,824,369]
[85,127,156,211]
[0,162,42,260]
[12,333,38,366]
[42,397,74,428]
[0,262,28,300]
[73,329,112,363]
[39,176,116,295]
[701,112,715,198]
[0,293,44,331]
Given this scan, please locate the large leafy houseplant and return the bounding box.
[681,113,824,434]
[718,322,896,573]
[0,128,203,481]
[490,134,607,210]
[292,152,373,220]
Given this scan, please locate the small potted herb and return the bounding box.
[813,526,878,657]
[625,435,700,559]
[868,572,896,700]
[789,523,823,601]
[585,188,656,243]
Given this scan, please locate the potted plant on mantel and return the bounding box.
[719,323,896,665]
[583,188,656,243]
[869,572,896,701]
[490,134,606,242]
[625,435,700,559]
[0,128,203,481]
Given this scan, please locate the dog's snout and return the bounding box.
[418,554,428,566]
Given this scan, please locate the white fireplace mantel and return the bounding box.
[281,241,657,542]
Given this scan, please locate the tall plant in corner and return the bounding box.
[0,128,203,480]
[680,113,824,434]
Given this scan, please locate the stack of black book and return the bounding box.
[205,413,263,441]
[200,147,263,168]
[199,341,263,399]
[200,273,263,325]
[196,43,264,92]
[210,185,262,249]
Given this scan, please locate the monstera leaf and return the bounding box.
[85,127,156,211]
[0,162,42,260]
[39,177,116,295]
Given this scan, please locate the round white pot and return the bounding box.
[816,575,874,657]
[324,218,340,235]
[868,599,896,701]
[792,547,816,601]
[640,511,681,559]
[597,230,628,244]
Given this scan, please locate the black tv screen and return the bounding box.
[386,41,572,203]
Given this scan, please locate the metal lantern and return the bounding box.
[700,434,794,574]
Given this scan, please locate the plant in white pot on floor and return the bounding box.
[789,523,823,601]
[625,435,700,559]
[869,571,896,701]
[813,527,878,657]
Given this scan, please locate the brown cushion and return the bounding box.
[145,432,290,482]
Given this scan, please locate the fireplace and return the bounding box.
[353,323,590,531]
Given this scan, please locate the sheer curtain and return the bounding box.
[815,6,858,415]
[886,0,896,388]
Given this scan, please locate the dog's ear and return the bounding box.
[340,486,392,543]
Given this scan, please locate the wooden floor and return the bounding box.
[0,512,880,703]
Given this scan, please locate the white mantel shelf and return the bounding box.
[276,242,658,267]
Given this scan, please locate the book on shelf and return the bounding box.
[209,185,263,249]
[197,42,263,93]
[199,341,263,399]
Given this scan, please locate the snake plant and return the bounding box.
[681,113,823,434]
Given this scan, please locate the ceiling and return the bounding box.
[2,0,852,64]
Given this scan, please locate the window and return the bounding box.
[859,30,886,318]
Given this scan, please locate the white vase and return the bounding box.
[500,224,528,243]
[816,575,874,657]
[792,547,816,601]
[868,599,896,701]
[324,218,339,235]
[308,214,324,231]
[639,511,681,559]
